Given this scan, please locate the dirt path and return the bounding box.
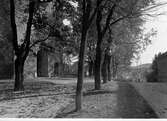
[57,81,157,118]
[131,82,167,118]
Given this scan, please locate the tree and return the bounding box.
[86,23,97,77]
[10,0,36,91]
[94,0,158,90]
[94,0,118,89]
[9,0,62,91]
[101,28,116,83]
[101,42,115,83]
[75,0,100,111]
[112,18,156,78]
[27,0,95,110]
[87,38,96,77]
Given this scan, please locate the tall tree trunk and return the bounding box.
[76,30,88,111]
[94,2,103,90]
[10,0,35,91]
[14,56,25,91]
[102,50,112,83]
[101,53,108,83]
[94,35,102,90]
[76,0,96,111]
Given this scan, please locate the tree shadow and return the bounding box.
[0,91,75,101]
[56,108,77,118]
[56,89,117,118]
[0,81,77,101]
[83,89,116,96]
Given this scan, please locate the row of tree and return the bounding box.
[0,0,162,110]
[75,0,158,110]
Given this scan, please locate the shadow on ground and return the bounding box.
[83,89,116,96]
[0,81,75,101]
[56,82,158,118]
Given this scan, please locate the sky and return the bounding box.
[136,0,167,65]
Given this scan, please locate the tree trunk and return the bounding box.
[10,0,35,91]
[94,36,102,90]
[102,50,112,83]
[112,55,117,78]
[112,56,115,78]
[108,55,112,81]
[59,53,64,76]
[101,54,108,83]
[114,63,118,79]
[88,61,94,77]
[76,28,88,111]
[14,56,24,91]
[113,67,117,78]
[94,4,103,90]
[75,0,96,111]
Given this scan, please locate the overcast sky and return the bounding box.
[135,1,167,65]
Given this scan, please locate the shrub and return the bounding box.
[145,54,159,82]
[145,70,158,82]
